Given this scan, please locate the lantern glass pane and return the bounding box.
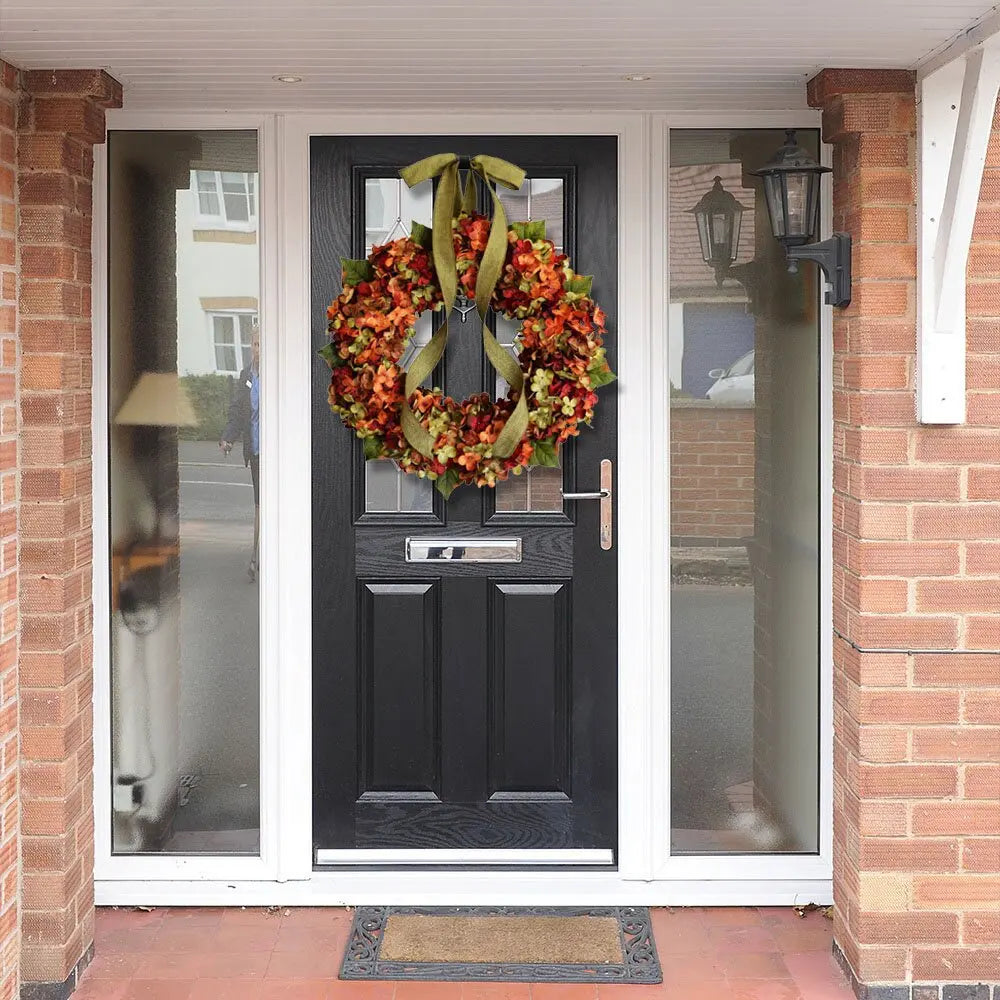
[695,212,713,264]
[710,211,731,258]
[729,206,743,263]
[784,172,812,239]
[762,174,786,238]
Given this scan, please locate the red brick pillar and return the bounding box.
[810,68,1000,995]
[0,60,20,1000]
[17,68,121,992]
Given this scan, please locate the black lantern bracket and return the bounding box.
[785,232,852,308]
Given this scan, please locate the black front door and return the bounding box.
[311,135,618,860]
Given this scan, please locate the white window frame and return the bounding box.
[93,108,833,907]
[191,168,258,232]
[208,308,258,375]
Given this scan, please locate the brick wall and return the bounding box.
[670,403,755,544]
[17,68,121,992]
[809,68,1000,994]
[0,60,19,1000]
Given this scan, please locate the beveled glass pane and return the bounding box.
[365,177,432,251]
[365,459,401,512]
[399,469,433,512]
[109,129,261,856]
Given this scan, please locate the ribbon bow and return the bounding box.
[397,152,531,460]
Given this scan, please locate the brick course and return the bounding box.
[670,404,754,543]
[811,67,1000,995]
[16,67,121,992]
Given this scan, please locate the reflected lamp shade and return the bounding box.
[114,372,198,427]
[689,176,745,285]
[751,130,829,247]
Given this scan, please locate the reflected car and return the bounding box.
[706,349,754,405]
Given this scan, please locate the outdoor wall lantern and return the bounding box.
[689,175,746,287]
[751,130,852,307]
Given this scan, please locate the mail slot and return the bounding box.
[405,537,522,563]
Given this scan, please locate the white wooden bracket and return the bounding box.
[917,41,1000,423]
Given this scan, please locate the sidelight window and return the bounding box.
[108,131,262,856]
[668,129,823,856]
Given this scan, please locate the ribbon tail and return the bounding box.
[400,318,449,456]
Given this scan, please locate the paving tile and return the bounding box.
[696,907,763,926]
[134,952,207,980]
[220,906,287,926]
[97,927,163,953]
[273,923,349,953]
[726,979,803,1000]
[463,984,534,1000]
[123,981,198,1000]
[83,949,145,978]
[719,951,791,979]
[596,984,670,999]
[259,983,336,999]
[326,982,395,1000]
[159,907,226,927]
[152,926,222,953]
[782,952,854,999]
[282,907,354,928]
[660,951,726,984]
[395,984,465,1000]
[197,950,272,979]
[74,978,131,1000]
[98,907,166,931]
[707,924,780,953]
[189,979,267,999]
[530,986,599,1000]
[266,948,345,979]
[214,921,283,952]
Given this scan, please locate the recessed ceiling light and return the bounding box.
[622,73,650,82]
[273,74,303,84]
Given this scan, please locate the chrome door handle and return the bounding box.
[561,489,610,501]
[561,459,613,550]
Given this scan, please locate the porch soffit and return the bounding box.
[0,0,997,110]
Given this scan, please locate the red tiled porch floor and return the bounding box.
[77,905,855,999]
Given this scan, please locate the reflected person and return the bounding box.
[220,327,261,581]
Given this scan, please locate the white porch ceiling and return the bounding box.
[1,0,996,111]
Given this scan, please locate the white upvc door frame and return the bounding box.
[93,108,833,905]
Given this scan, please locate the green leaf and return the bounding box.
[529,438,560,467]
[318,342,345,367]
[362,436,382,460]
[410,221,432,248]
[510,220,547,241]
[342,257,375,286]
[435,468,461,498]
[566,275,593,297]
[587,360,617,388]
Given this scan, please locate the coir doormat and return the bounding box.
[340,906,662,983]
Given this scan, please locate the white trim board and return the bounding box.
[97,874,833,908]
[917,43,1000,424]
[93,109,834,902]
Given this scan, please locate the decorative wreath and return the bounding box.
[321,153,615,497]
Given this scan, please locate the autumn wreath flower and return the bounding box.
[320,153,615,497]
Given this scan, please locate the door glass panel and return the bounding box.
[108,130,261,855]
[363,177,434,513]
[668,129,821,855]
[494,178,565,512]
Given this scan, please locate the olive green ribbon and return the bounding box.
[398,153,530,460]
